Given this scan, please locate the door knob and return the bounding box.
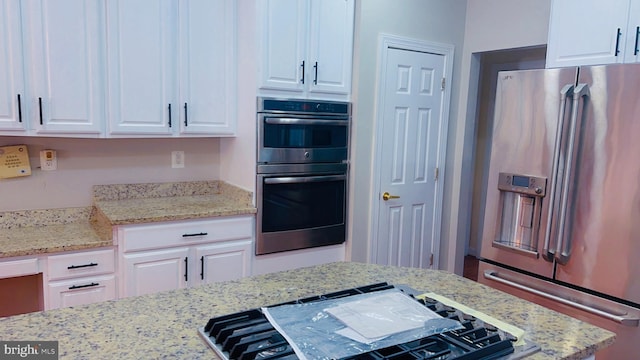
[382,192,400,201]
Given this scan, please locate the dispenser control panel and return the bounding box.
[497,172,546,197]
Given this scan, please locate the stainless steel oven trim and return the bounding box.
[257,163,347,175]
[264,117,349,126]
[264,174,346,185]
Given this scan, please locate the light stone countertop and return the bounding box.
[0,207,112,258]
[92,180,256,225]
[0,181,255,259]
[0,262,615,359]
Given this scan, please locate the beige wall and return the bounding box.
[0,136,219,211]
[219,0,257,194]
[349,0,467,266]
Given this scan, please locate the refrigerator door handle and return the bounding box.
[483,270,640,327]
[555,83,590,265]
[543,84,574,262]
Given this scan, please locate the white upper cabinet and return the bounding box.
[546,0,640,68]
[0,1,26,133]
[177,0,236,136]
[106,0,177,136]
[0,0,105,136]
[625,0,640,63]
[258,0,355,99]
[106,0,236,137]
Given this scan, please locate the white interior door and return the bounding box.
[374,47,446,269]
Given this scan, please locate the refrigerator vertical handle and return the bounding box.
[543,84,574,262]
[555,83,590,265]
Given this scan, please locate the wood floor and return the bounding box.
[463,255,479,281]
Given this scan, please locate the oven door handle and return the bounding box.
[483,270,640,326]
[265,118,348,126]
[265,174,346,184]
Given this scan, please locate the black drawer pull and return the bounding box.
[182,232,208,237]
[200,256,204,280]
[184,102,188,127]
[17,94,22,122]
[184,257,188,282]
[69,282,99,290]
[67,262,98,270]
[38,97,43,125]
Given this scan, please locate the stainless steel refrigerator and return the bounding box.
[478,63,640,358]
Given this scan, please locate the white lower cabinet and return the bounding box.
[123,247,189,297]
[193,240,252,286]
[117,216,253,298]
[45,248,117,310]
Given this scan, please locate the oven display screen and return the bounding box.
[512,175,529,188]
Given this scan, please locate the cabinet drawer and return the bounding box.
[47,248,115,281]
[0,258,39,279]
[47,274,116,309]
[119,216,253,253]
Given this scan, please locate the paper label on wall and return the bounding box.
[0,145,32,179]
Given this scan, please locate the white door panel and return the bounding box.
[106,0,176,135]
[23,0,105,134]
[0,0,26,132]
[375,48,444,269]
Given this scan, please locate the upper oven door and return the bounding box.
[258,114,349,164]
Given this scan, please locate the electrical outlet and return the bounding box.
[40,150,57,171]
[171,151,185,168]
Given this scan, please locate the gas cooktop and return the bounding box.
[198,283,540,360]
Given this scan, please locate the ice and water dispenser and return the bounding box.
[492,172,546,257]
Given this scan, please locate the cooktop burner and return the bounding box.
[198,283,540,360]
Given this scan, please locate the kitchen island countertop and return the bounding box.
[0,262,614,359]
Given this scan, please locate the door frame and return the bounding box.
[369,34,454,268]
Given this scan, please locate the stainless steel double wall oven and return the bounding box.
[256,97,351,255]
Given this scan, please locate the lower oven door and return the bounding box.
[256,167,347,255]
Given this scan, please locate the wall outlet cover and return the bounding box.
[40,150,57,171]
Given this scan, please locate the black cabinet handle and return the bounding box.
[17,94,22,123]
[67,262,98,270]
[38,97,43,125]
[182,232,208,237]
[615,28,622,56]
[313,61,318,85]
[184,102,188,126]
[635,26,639,56]
[200,256,204,280]
[168,103,172,127]
[69,282,99,290]
[184,257,188,282]
[300,60,305,84]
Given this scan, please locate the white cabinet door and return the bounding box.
[106,0,177,136]
[307,0,354,96]
[178,0,236,135]
[122,247,188,297]
[21,0,105,136]
[193,240,251,286]
[0,0,26,133]
[624,0,640,63]
[47,274,116,309]
[546,0,630,68]
[258,0,354,98]
[258,0,307,93]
